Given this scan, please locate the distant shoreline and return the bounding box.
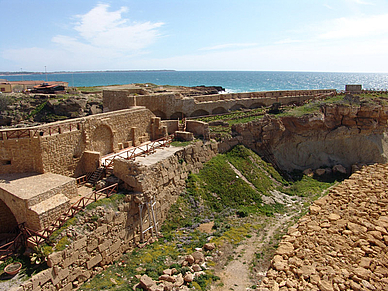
[0,70,176,76]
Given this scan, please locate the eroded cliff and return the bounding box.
[232,103,388,171]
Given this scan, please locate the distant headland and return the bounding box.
[0,70,176,76]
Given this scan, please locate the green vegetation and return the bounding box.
[80,145,336,290]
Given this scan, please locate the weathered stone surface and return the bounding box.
[259,164,388,290]
[140,274,156,290]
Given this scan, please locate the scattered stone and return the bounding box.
[332,164,347,174]
[140,274,156,290]
[203,242,216,251]
[184,273,194,282]
[259,164,388,290]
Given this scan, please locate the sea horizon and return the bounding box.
[2,70,388,93]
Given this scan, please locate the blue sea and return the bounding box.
[3,71,388,93]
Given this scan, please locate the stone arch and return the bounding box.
[152,110,167,120]
[191,109,210,117]
[230,104,246,111]
[249,102,266,109]
[0,199,18,233]
[170,112,186,120]
[91,125,114,156]
[212,107,228,115]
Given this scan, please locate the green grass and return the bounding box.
[77,145,338,290]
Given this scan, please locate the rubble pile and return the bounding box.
[135,243,217,291]
[259,164,388,291]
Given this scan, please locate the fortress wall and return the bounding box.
[102,89,134,112]
[0,108,158,177]
[114,141,218,221]
[103,89,336,119]
[0,137,42,174]
[20,141,219,290]
[0,199,18,232]
[40,131,85,176]
[161,120,179,134]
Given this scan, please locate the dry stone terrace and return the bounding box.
[259,163,388,291]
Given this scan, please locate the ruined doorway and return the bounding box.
[91,125,114,156]
[0,199,18,233]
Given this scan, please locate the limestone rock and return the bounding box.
[140,274,156,290]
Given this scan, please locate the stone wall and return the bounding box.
[0,137,43,174]
[186,120,209,139]
[0,173,77,230]
[103,89,336,120]
[113,141,218,222]
[16,141,219,290]
[17,211,135,291]
[0,199,18,232]
[0,107,163,177]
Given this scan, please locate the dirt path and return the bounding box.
[212,161,305,290]
[211,213,296,291]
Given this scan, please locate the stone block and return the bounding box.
[47,251,64,268]
[95,225,108,235]
[86,238,98,252]
[73,236,87,250]
[110,240,122,254]
[34,268,52,286]
[62,283,73,291]
[114,212,126,225]
[98,239,112,252]
[86,253,102,269]
[58,267,70,281]
[61,250,79,268]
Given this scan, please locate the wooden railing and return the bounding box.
[23,183,118,247]
[103,134,174,168]
[0,121,81,140]
[0,224,26,260]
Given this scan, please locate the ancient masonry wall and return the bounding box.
[103,89,336,120]
[113,141,218,222]
[17,141,218,291]
[0,137,43,174]
[0,107,162,177]
[0,199,18,232]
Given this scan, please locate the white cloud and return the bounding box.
[73,4,164,50]
[2,3,164,70]
[274,38,302,45]
[346,0,374,5]
[319,14,388,39]
[200,43,258,51]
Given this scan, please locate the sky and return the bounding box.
[1,0,388,73]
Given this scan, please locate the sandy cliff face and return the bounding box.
[232,103,388,171]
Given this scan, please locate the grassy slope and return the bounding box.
[80,145,335,290]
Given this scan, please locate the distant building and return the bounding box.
[0,81,12,93]
[345,84,362,93]
[1,80,69,93]
[31,83,66,94]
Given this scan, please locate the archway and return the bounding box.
[212,107,228,115]
[152,110,167,120]
[230,104,246,111]
[170,112,186,120]
[249,103,266,109]
[0,199,18,233]
[191,109,210,117]
[91,125,114,156]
